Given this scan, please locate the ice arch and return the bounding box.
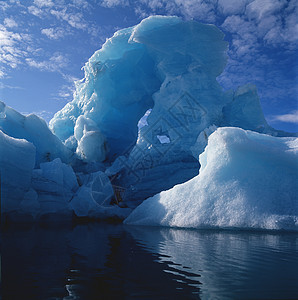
[50,16,229,162]
[50,15,281,203]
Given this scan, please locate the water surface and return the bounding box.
[1,222,297,299]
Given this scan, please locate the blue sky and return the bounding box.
[0,0,297,132]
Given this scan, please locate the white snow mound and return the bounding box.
[124,127,298,231]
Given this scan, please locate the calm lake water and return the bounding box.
[0,222,297,300]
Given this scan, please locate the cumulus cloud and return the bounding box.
[98,0,297,49]
[246,0,283,21]
[270,110,298,124]
[217,0,248,15]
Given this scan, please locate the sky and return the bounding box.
[0,0,297,132]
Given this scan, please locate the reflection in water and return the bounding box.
[0,223,297,299]
[127,227,298,299]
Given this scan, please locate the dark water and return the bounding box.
[0,222,298,300]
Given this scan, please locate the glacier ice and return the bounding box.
[70,186,99,217]
[0,101,73,166]
[124,127,298,231]
[70,171,132,219]
[190,125,218,161]
[0,129,36,213]
[50,15,292,204]
[0,16,297,227]
[74,116,107,162]
[31,158,78,215]
[19,188,40,217]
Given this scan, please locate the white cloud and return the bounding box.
[241,0,298,48]
[26,53,69,72]
[246,0,284,21]
[270,110,298,124]
[0,25,29,68]
[0,82,23,89]
[41,27,67,39]
[52,80,77,103]
[1,1,100,79]
[4,18,18,28]
[138,0,217,21]
[62,73,80,83]
[0,25,20,47]
[28,5,44,17]
[56,85,76,101]
[101,0,129,8]
[0,1,10,11]
[27,1,94,33]
[70,0,92,10]
[33,0,54,8]
[217,0,248,15]
[50,8,87,30]
[256,15,279,37]
[100,0,296,50]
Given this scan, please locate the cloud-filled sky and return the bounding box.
[0,0,297,132]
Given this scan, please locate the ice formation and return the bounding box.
[0,101,73,166]
[74,116,107,162]
[0,16,297,228]
[51,16,288,204]
[0,130,35,213]
[125,127,298,231]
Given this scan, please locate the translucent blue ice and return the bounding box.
[0,16,296,225]
[50,16,291,203]
[0,129,35,213]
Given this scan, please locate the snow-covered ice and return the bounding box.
[125,127,298,231]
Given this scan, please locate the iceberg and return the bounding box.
[0,16,296,226]
[124,127,298,231]
[51,15,286,204]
